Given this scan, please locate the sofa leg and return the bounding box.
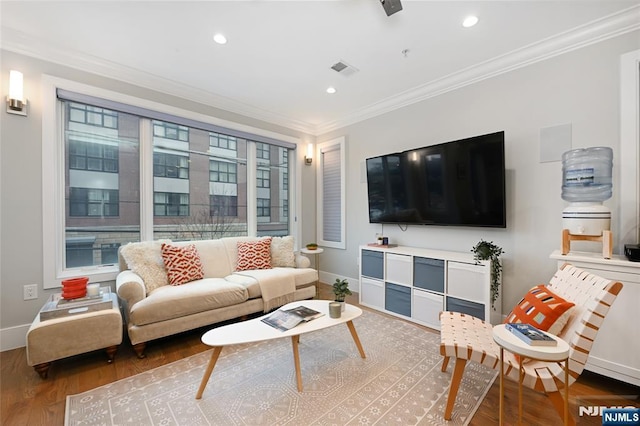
[105,345,119,363]
[133,342,146,359]
[33,362,51,379]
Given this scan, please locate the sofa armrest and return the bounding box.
[295,253,311,268]
[116,270,147,309]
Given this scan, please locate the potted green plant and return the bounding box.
[471,239,504,310]
[333,278,352,311]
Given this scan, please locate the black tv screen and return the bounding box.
[366,131,506,228]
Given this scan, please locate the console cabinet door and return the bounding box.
[447,261,487,304]
[360,277,384,310]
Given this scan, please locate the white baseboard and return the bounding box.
[318,272,360,295]
[1,324,29,352]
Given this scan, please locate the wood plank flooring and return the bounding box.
[2,283,638,425]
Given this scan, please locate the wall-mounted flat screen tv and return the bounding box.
[366,131,506,228]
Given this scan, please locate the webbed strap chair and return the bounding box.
[439,263,623,425]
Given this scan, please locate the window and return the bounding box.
[211,195,238,217]
[257,198,271,217]
[317,137,346,249]
[257,142,270,160]
[69,188,119,217]
[69,141,118,172]
[68,102,117,128]
[257,168,270,188]
[210,132,237,150]
[154,192,189,216]
[43,77,299,288]
[154,152,189,179]
[210,160,237,183]
[153,121,189,141]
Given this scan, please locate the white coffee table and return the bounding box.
[195,300,366,398]
[493,324,570,426]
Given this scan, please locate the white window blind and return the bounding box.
[317,137,346,249]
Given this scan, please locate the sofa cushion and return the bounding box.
[172,239,233,279]
[226,267,318,299]
[271,236,295,267]
[129,279,248,326]
[236,238,272,271]
[161,243,204,285]
[120,240,170,294]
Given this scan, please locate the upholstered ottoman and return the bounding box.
[26,293,123,378]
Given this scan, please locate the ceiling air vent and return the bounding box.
[330,60,359,77]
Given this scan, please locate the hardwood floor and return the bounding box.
[2,283,638,425]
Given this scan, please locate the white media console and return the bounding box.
[359,244,501,331]
[551,250,640,387]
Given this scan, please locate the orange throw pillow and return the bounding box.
[236,238,272,271]
[504,284,575,335]
[161,243,204,286]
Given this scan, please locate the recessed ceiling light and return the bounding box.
[213,33,227,44]
[462,16,479,28]
[326,87,337,94]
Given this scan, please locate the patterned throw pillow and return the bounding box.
[161,243,204,286]
[270,236,295,268]
[504,284,575,335]
[236,237,272,271]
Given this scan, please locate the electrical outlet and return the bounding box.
[24,284,38,300]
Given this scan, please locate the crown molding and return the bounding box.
[2,5,639,137]
[314,5,640,135]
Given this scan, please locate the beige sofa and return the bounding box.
[116,236,317,357]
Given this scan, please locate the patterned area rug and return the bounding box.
[65,310,496,425]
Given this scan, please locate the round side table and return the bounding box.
[492,324,570,426]
[300,248,324,298]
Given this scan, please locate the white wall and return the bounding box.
[316,31,640,313]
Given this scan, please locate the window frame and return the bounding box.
[42,75,303,289]
[316,136,346,249]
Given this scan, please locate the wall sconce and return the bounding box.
[305,144,313,165]
[7,70,27,116]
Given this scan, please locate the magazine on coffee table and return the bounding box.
[261,305,324,331]
[505,323,557,346]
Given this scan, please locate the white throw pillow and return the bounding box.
[270,236,296,268]
[120,240,171,294]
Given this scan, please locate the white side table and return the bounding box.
[492,324,570,426]
[301,247,324,297]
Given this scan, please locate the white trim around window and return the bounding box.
[317,136,346,249]
[41,75,302,289]
[620,49,640,249]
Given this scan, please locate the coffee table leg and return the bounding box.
[499,347,504,426]
[346,321,366,358]
[291,335,303,391]
[195,346,223,399]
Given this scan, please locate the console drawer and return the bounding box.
[413,289,443,330]
[413,257,444,293]
[386,253,412,285]
[385,282,411,317]
[361,250,384,279]
[446,296,485,321]
[447,261,486,303]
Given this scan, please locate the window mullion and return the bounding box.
[246,141,257,236]
[140,119,154,241]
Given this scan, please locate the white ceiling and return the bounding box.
[2,1,639,135]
